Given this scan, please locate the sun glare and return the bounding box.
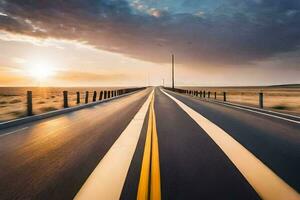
[28,61,55,81]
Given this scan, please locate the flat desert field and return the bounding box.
[180,85,300,116]
[0,87,124,122]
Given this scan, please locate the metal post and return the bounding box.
[172,54,174,90]
[85,91,89,104]
[223,92,226,102]
[63,91,68,108]
[93,91,97,102]
[76,92,80,104]
[27,91,33,116]
[259,92,264,108]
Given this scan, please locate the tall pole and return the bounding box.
[172,54,174,90]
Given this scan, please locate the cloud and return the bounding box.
[0,0,300,67]
[55,70,128,82]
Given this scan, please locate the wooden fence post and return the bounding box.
[104,91,107,99]
[99,91,103,100]
[63,91,68,108]
[85,91,89,103]
[208,91,211,98]
[76,92,80,104]
[203,91,206,98]
[93,91,97,102]
[214,92,217,99]
[223,92,226,102]
[27,91,33,116]
[259,92,264,108]
[108,91,111,98]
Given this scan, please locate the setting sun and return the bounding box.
[27,61,55,81]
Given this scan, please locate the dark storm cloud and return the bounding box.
[0,0,300,66]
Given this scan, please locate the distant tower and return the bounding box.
[172,54,175,90]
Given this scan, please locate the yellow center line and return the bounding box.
[162,89,300,200]
[150,97,161,200]
[137,94,161,200]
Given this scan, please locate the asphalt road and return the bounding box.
[164,89,300,192]
[0,88,152,200]
[0,87,299,200]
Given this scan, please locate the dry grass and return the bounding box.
[181,86,300,115]
[9,99,22,104]
[39,106,58,112]
[0,87,124,122]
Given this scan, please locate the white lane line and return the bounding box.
[162,89,299,200]
[0,127,29,138]
[218,101,300,120]
[212,100,300,124]
[74,90,153,200]
[180,92,300,124]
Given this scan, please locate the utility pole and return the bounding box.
[172,54,175,90]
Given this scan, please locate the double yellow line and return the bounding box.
[137,95,161,200]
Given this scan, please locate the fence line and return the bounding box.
[25,87,145,116]
[164,87,265,109]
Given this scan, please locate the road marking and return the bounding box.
[150,99,161,200]
[0,127,29,138]
[137,105,152,200]
[137,95,161,200]
[74,90,153,200]
[162,89,300,200]
[184,93,300,124]
[211,100,300,124]
[218,100,300,120]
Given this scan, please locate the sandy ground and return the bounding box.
[1,86,299,122]
[180,86,300,116]
[0,87,124,122]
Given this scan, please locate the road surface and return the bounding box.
[0,87,299,200]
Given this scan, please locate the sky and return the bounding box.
[0,0,299,87]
